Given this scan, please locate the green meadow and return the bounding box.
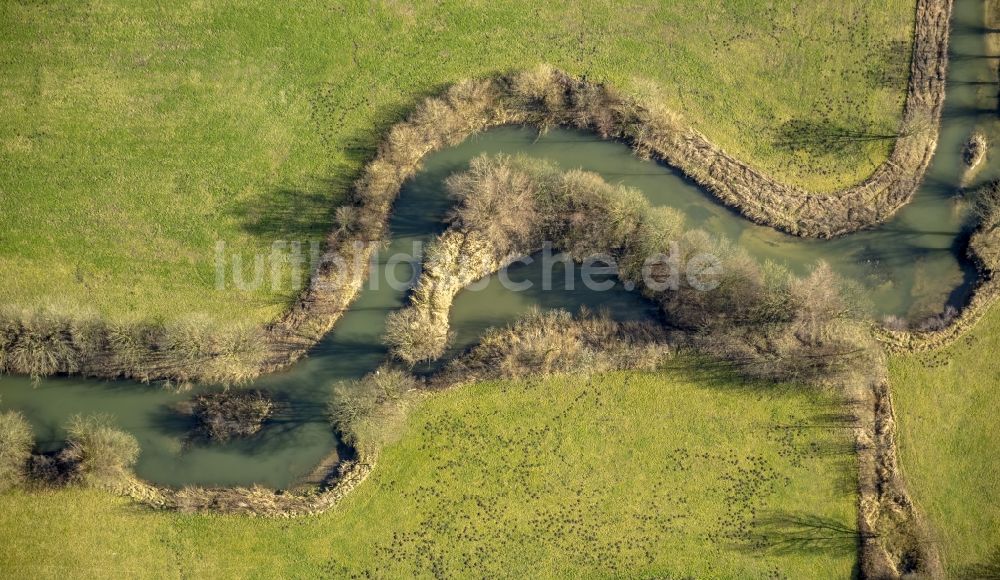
[890,307,1000,576]
[0,0,914,326]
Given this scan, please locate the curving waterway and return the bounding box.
[1,0,996,489]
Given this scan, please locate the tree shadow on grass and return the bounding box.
[742,511,862,557]
[666,358,861,498]
[230,179,340,243]
[957,546,1000,579]
[663,355,853,398]
[221,176,344,314]
[225,80,455,249]
[772,118,900,159]
[739,511,864,579]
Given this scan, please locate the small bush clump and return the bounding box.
[328,367,419,456]
[963,131,987,168]
[971,180,1000,272]
[438,308,669,385]
[182,390,274,443]
[383,307,450,366]
[913,305,959,333]
[0,409,34,492]
[0,308,80,380]
[60,413,140,487]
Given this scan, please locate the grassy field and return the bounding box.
[0,365,858,578]
[889,307,1000,576]
[0,0,916,326]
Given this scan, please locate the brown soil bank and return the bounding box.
[628,0,951,238]
[855,376,945,579]
[112,458,375,517]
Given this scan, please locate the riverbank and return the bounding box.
[875,172,1000,355]
[881,4,1000,576]
[0,0,954,385]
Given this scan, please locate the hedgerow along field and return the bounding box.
[889,306,1000,576]
[0,364,858,578]
[0,0,916,326]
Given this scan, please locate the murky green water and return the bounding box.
[1,0,995,489]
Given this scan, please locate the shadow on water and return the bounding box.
[949,52,1000,61]
[952,17,1000,36]
[920,173,965,198]
[949,79,1000,86]
[941,104,997,120]
[146,404,196,439]
[947,225,985,310]
[146,399,336,463]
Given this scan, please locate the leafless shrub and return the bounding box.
[163,315,216,366]
[554,169,647,259]
[446,154,541,253]
[26,454,63,486]
[443,78,500,122]
[3,309,79,380]
[971,181,1000,272]
[183,390,274,442]
[105,318,161,380]
[915,305,959,332]
[508,64,568,127]
[618,205,687,282]
[0,409,34,492]
[569,83,620,137]
[695,261,875,385]
[383,307,450,366]
[963,131,988,168]
[61,413,140,487]
[789,262,868,347]
[615,79,686,159]
[973,180,1000,224]
[438,308,669,385]
[216,326,268,384]
[333,205,358,235]
[0,310,19,374]
[328,367,418,456]
[881,315,910,332]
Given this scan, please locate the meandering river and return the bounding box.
[1,0,995,489]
